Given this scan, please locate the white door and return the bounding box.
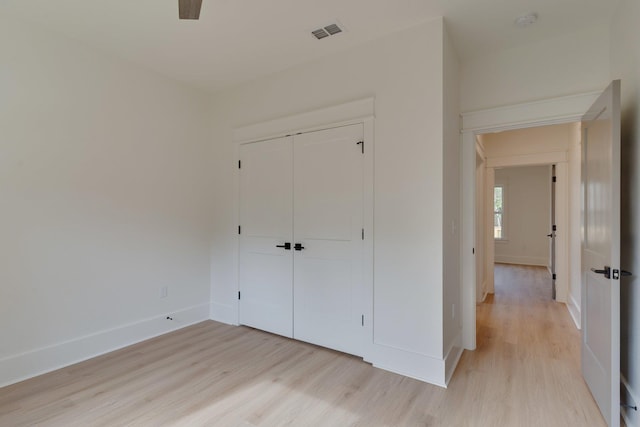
[550,165,557,299]
[581,80,621,427]
[239,136,293,338]
[293,124,365,356]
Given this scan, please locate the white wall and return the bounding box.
[0,18,213,386]
[461,27,610,112]
[442,25,462,379]
[481,124,571,159]
[475,146,487,302]
[493,166,551,266]
[568,122,582,328]
[209,19,454,385]
[610,0,640,423]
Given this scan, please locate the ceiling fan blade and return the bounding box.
[179,0,202,20]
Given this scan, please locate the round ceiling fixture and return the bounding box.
[515,12,538,28]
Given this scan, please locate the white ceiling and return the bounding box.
[1,0,619,93]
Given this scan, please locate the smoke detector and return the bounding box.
[311,22,345,40]
[515,12,538,28]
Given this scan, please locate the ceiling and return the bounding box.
[1,0,619,93]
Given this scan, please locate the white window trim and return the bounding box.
[494,183,507,241]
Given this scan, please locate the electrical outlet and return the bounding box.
[160,286,168,298]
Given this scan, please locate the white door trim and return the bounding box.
[486,151,568,168]
[461,92,601,133]
[461,91,599,350]
[233,98,375,143]
[230,99,375,360]
[483,161,569,302]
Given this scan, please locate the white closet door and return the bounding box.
[239,136,293,338]
[293,124,364,356]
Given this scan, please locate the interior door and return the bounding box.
[550,164,557,300]
[239,136,293,338]
[581,80,621,427]
[293,124,364,356]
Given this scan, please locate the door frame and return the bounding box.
[461,91,600,350]
[475,143,487,302]
[482,158,568,297]
[231,98,375,359]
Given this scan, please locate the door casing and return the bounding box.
[461,91,601,350]
[232,98,375,360]
[481,156,568,300]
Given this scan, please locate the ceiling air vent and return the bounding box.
[324,24,342,36]
[312,28,330,40]
[311,23,344,40]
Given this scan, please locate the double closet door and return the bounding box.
[238,124,365,357]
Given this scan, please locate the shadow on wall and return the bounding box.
[620,97,637,383]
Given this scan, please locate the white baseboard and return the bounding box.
[0,303,210,388]
[494,255,548,266]
[476,280,488,303]
[368,342,447,388]
[480,290,489,302]
[209,301,238,325]
[567,294,581,330]
[444,331,464,386]
[621,375,639,427]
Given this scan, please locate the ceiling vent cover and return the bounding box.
[312,28,330,40]
[311,23,344,40]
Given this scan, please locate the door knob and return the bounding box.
[276,242,291,250]
[294,243,305,251]
[591,266,611,279]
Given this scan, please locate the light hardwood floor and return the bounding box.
[0,264,606,426]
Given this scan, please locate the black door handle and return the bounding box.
[547,233,553,237]
[591,266,611,279]
[276,242,291,250]
[294,243,305,251]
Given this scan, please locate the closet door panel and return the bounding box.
[239,137,293,337]
[293,124,364,356]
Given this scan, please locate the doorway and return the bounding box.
[460,92,598,351]
[473,124,576,309]
[491,164,555,300]
[238,124,366,357]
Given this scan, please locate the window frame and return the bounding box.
[493,184,507,241]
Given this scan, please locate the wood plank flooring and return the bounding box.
[0,264,606,426]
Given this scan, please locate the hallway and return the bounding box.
[447,263,606,425]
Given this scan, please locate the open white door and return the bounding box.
[581,80,621,427]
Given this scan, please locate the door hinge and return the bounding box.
[356,141,364,154]
[552,273,557,280]
[361,314,364,326]
[238,291,241,300]
[238,225,241,235]
[552,176,556,183]
[238,160,241,169]
[362,228,364,240]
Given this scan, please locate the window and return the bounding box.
[494,185,505,240]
